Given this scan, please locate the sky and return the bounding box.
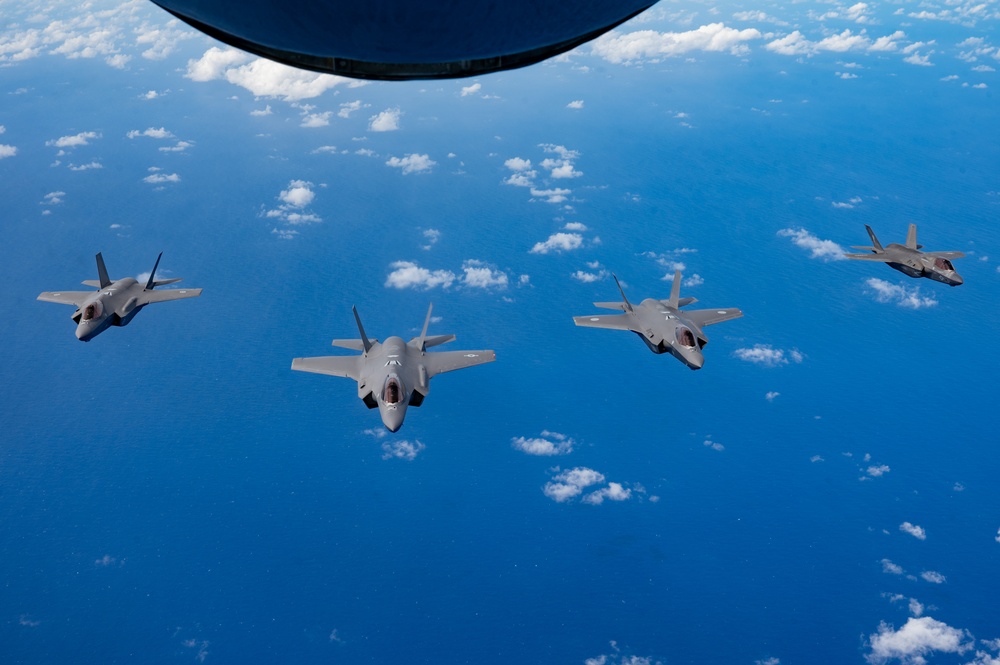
[2,1,1000,664]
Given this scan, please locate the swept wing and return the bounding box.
[684,308,743,328]
[291,356,361,380]
[572,313,632,330]
[37,291,94,306]
[422,349,495,378]
[138,288,203,305]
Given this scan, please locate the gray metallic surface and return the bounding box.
[572,272,743,371]
[291,304,495,431]
[37,252,203,341]
[149,0,656,80]
[844,224,965,286]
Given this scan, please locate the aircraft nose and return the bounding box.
[687,352,705,370]
[382,408,406,433]
[953,274,964,286]
[75,325,89,341]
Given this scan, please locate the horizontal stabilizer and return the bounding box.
[419,334,455,349]
[849,246,879,252]
[927,251,965,260]
[81,280,106,288]
[844,253,891,262]
[592,301,627,310]
[332,339,370,350]
[662,296,698,308]
[685,307,743,328]
[152,278,183,287]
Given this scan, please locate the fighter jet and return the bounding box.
[573,271,742,370]
[844,224,964,286]
[291,304,495,432]
[37,252,202,341]
[148,0,655,81]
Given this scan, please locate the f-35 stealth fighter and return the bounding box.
[573,271,743,370]
[844,224,964,286]
[37,252,202,341]
[291,305,495,432]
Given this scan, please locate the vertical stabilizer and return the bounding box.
[612,274,634,313]
[416,303,433,351]
[668,270,682,309]
[865,225,885,253]
[352,306,373,353]
[144,252,163,290]
[906,224,918,249]
[96,252,112,289]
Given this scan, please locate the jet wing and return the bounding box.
[422,349,495,378]
[843,253,891,261]
[138,288,203,305]
[684,308,743,328]
[926,251,965,259]
[572,314,633,330]
[37,291,94,306]
[291,356,361,380]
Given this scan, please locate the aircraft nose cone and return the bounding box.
[688,353,705,370]
[75,325,89,341]
[382,408,406,433]
[953,274,964,286]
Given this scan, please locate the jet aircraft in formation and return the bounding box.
[291,304,495,432]
[37,252,202,341]
[844,224,964,286]
[573,271,743,370]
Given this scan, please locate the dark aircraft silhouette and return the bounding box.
[844,224,964,286]
[148,0,657,80]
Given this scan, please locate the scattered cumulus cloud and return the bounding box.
[46,131,100,150]
[460,83,482,97]
[186,47,349,101]
[900,522,927,540]
[592,23,763,64]
[921,570,946,584]
[765,391,780,401]
[865,278,938,309]
[530,232,583,254]
[126,127,173,139]
[777,228,846,261]
[143,172,180,184]
[386,153,436,175]
[544,467,635,505]
[866,464,891,477]
[1,144,19,158]
[41,191,65,205]
[881,558,904,575]
[385,262,456,290]
[512,431,575,456]
[733,344,804,367]
[865,617,973,664]
[369,107,402,132]
[567,100,584,109]
[262,179,322,228]
[381,439,426,461]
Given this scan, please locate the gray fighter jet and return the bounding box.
[291,305,495,432]
[573,271,742,370]
[37,252,202,341]
[844,224,964,286]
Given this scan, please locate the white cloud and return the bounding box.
[511,431,575,456]
[881,558,904,575]
[279,180,315,207]
[505,157,532,172]
[421,228,440,250]
[865,278,938,309]
[583,482,632,505]
[543,467,606,502]
[369,108,402,132]
[592,23,763,64]
[384,261,456,290]
[386,153,436,175]
[733,344,803,367]
[0,144,17,158]
[530,232,583,254]
[900,522,927,540]
[185,47,252,82]
[460,83,481,96]
[160,140,193,153]
[777,228,846,261]
[567,100,584,109]
[572,269,608,283]
[143,172,180,184]
[381,439,426,461]
[46,131,100,149]
[996,527,1000,543]
[867,464,891,477]
[904,52,934,66]
[866,617,973,664]
[765,391,780,401]
[461,260,509,289]
[68,161,102,171]
[921,570,946,584]
[186,48,349,100]
[338,100,364,118]
[126,127,173,139]
[529,187,572,204]
[683,273,704,287]
[909,599,924,618]
[301,111,332,127]
[41,191,65,205]
[704,439,725,452]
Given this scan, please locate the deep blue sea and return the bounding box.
[2,1,999,663]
